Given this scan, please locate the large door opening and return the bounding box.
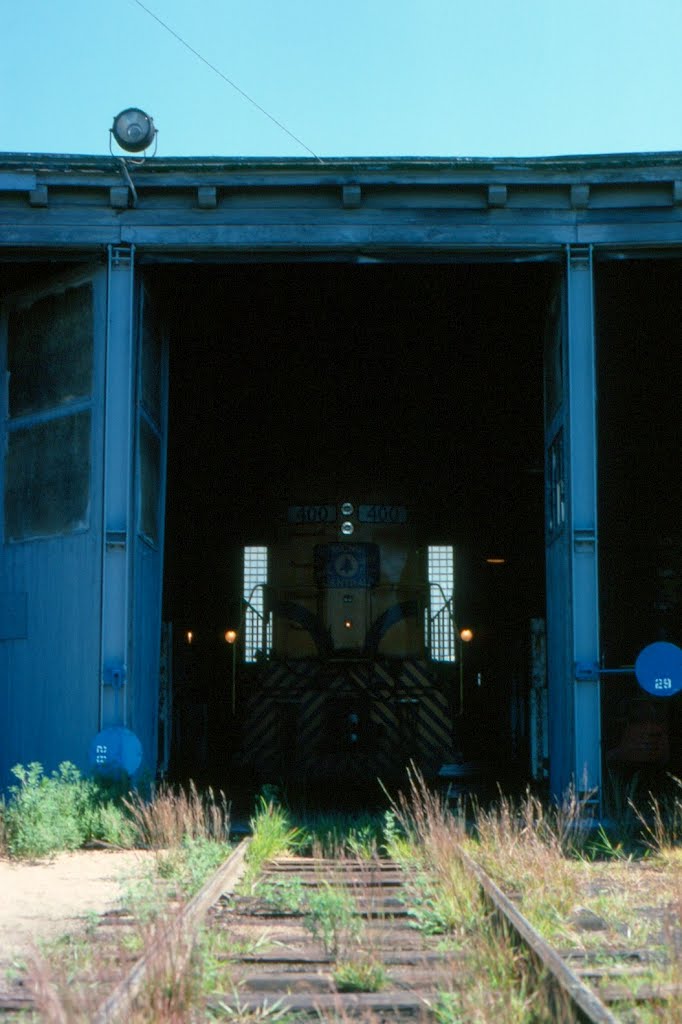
[596,259,682,783]
[154,260,554,795]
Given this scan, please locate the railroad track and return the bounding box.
[2,839,679,1021]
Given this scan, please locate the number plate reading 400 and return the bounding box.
[288,505,337,524]
[358,505,408,524]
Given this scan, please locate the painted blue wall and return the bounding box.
[0,267,106,790]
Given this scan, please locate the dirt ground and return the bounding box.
[0,849,155,977]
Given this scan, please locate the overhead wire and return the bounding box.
[131,0,324,162]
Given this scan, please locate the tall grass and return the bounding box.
[470,786,590,934]
[123,780,230,849]
[631,775,682,856]
[242,796,305,887]
[386,769,480,938]
[387,769,571,1021]
[24,781,235,1021]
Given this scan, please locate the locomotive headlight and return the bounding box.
[341,502,354,516]
[344,619,353,629]
[341,521,354,536]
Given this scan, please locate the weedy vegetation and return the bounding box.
[332,957,387,993]
[242,795,305,888]
[8,766,682,1021]
[1,761,136,858]
[297,812,384,860]
[18,780,235,1022]
[304,879,363,957]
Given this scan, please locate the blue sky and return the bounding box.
[3,0,682,159]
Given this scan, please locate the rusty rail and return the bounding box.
[93,837,250,1024]
[456,846,619,1024]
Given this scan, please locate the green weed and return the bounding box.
[404,867,478,937]
[3,762,133,858]
[298,812,384,859]
[243,797,305,887]
[333,957,387,992]
[154,835,233,898]
[210,994,295,1021]
[254,876,306,913]
[381,808,417,864]
[304,881,362,957]
[584,823,633,862]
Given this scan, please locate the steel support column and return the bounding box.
[100,244,136,729]
[566,244,601,799]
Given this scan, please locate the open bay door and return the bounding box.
[544,245,601,803]
[0,247,167,787]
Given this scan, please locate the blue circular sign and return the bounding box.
[88,727,143,777]
[634,641,682,698]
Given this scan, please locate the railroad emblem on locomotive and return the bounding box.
[315,542,380,588]
[334,552,360,580]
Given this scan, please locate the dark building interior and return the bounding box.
[596,258,682,777]
[158,261,553,785]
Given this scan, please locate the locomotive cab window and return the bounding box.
[243,545,271,662]
[427,545,456,662]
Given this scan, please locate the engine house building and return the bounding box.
[1,149,681,804]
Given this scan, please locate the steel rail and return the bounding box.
[93,837,250,1024]
[455,846,618,1024]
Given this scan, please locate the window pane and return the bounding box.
[243,546,271,662]
[141,301,162,425]
[8,284,93,418]
[544,291,563,426]
[548,429,566,535]
[5,412,91,541]
[139,418,161,544]
[428,545,456,662]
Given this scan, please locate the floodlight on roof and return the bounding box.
[111,108,156,153]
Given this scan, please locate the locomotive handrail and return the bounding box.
[244,584,272,661]
[426,581,457,652]
[229,585,269,712]
[427,581,467,715]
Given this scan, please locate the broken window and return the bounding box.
[137,291,164,546]
[547,429,566,536]
[140,304,162,424]
[4,283,94,542]
[139,417,161,544]
[8,285,93,417]
[544,290,564,426]
[5,413,91,541]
